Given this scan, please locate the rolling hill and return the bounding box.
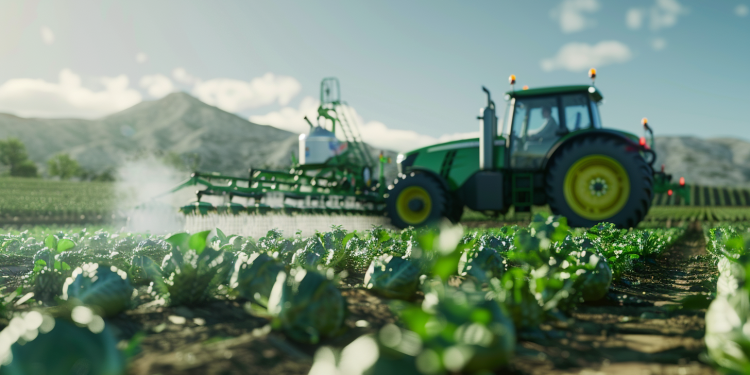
[654,136,750,188]
[0,92,299,177]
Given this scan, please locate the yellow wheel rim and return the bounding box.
[563,155,630,221]
[396,186,432,225]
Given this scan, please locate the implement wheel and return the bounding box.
[387,173,448,229]
[546,136,653,228]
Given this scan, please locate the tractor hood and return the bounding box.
[397,137,483,171]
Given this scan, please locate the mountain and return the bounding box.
[0,92,363,177]
[654,136,750,188]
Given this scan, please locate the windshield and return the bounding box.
[590,100,602,128]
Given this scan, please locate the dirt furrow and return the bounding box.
[511,225,718,375]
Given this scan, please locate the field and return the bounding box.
[0,216,745,374]
[2,177,750,227]
[2,179,750,373]
[0,177,122,225]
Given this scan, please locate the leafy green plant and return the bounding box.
[458,244,506,283]
[62,263,135,317]
[229,252,284,305]
[128,230,230,306]
[364,255,420,300]
[394,280,516,374]
[0,309,125,374]
[702,225,750,373]
[267,268,346,344]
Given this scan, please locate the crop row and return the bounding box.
[644,206,750,223]
[0,178,120,217]
[0,216,686,373]
[703,223,750,374]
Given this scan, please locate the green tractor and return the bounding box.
[387,72,661,229]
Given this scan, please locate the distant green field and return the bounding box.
[1,177,750,226]
[0,177,120,224]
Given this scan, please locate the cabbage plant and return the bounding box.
[230,252,284,305]
[364,255,420,300]
[0,310,125,374]
[705,292,750,374]
[161,246,231,306]
[397,280,516,373]
[129,230,231,307]
[458,245,505,283]
[267,268,346,344]
[62,263,135,317]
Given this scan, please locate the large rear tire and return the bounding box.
[546,136,653,228]
[387,173,448,229]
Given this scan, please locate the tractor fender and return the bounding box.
[541,129,646,172]
[397,167,451,193]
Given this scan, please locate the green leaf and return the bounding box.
[189,230,211,254]
[56,238,75,253]
[165,232,190,253]
[341,232,356,250]
[675,294,713,310]
[131,255,168,295]
[216,228,227,243]
[432,252,462,280]
[377,230,391,243]
[33,259,46,273]
[44,235,57,251]
[123,332,145,359]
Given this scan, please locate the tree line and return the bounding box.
[0,138,114,181]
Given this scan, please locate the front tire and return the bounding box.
[546,136,653,228]
[387,173,448,229]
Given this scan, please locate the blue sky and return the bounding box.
[0,0,748,151]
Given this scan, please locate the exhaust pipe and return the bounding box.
[479,86,497,170]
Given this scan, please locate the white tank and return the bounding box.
[299,126,341,164]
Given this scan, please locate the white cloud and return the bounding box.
[171,68,302,113]
[192,73,301,112]
[140,74,174,98]
[136,52,148,63]
[358,123,479,153]
[40,27,55,45]
[249,96,320,134]
[250,97,479,153]
[541,41,632,72]
[626,8,645,29]
[626,0,687,30]
[0,69,141,118]
[550,0,601,33]
[651,37,667,51]
[649,0,688,30]
[736,4,749,17]
[172,67,197,85]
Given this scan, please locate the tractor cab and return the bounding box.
[504,85,604,170]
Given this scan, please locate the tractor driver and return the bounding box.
[528,106,561,142]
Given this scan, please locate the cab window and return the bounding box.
[590,100,602,128]
[511,97,560,142]
[509,96,562,169]
[561,94,591,131]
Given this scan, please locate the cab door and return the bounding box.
[509,93,594,170]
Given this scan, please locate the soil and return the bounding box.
[510,223,718,375]
[0,223,719,375]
